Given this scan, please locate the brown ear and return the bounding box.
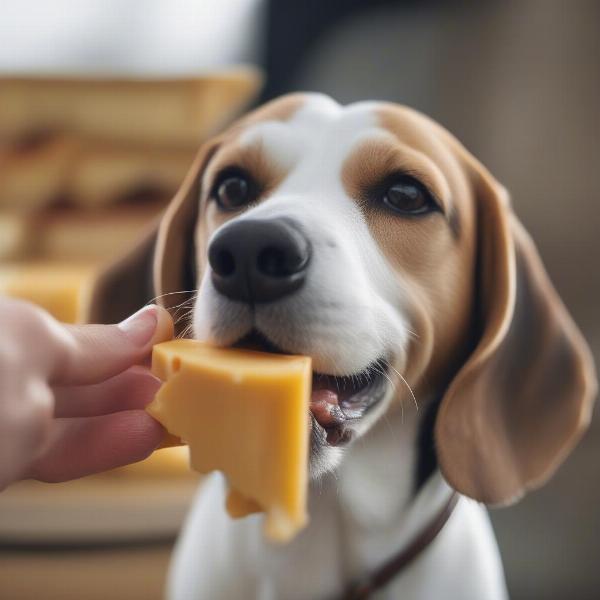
[86,222,159,324]
[152,141,220,327]
[435,167,597,505]
[88,142,218,326]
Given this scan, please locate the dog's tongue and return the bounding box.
[310,388,339,428]
[310,371,374,429]
[310,372,361,428]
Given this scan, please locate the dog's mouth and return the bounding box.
[233,330,389,447]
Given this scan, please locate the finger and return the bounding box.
[53,366,161,418]
[0,378,53,491]
[27,410,164,483]
[50,304,174,386]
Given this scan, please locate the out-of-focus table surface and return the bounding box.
[0,465,198,544]
[0,542,174,600]
[0,453,200,600]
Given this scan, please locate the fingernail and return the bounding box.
[118,306,158,346]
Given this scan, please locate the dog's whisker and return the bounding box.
[175,311,194,327]
[145,290,198,306]
[371,364,397,395]
[173,310,191,323]
[173,294,198,306]
[169,297,198,316]
[406,329,419,341]
[379,368,397,393]
[177,320,195,339]
[173,303,193,318]
[175,307,196,328]
[146,290,199,332]
[387,364,418,411]
[169,297,196,313]
[180,326,193,339]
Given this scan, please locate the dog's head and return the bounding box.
[94,93,596,505]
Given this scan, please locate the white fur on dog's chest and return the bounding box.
[167,412,508,600]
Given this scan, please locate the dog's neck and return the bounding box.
[312,402,453,576]
[240,401,450,598]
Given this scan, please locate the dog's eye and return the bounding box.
[382,178,436,216]
[213,173,254,211]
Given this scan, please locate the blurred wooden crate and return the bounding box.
[0,70,261,146]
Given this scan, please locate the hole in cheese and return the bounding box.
[146,339,312,543]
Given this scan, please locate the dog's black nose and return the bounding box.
[208,219,311,303]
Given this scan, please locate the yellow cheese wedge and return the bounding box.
[146,339,312,542]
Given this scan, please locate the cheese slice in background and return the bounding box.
[0,261,98,323]
[147,339,312,542]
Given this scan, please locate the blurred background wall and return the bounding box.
[0,1,598,599]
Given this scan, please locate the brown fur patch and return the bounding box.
[201,140,287,204]
[364,106,479,397]
[193,95,306,274]
[340,137,452,216]
[236,94,305,129]
[199,94,305,198]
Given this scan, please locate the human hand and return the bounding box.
[0,298,174,491]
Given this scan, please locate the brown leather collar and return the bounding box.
[339,492,459,600]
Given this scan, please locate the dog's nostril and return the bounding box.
[257,246,291,277]
[213,249,236,277]
[209,218,310,303]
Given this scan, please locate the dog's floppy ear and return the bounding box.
[88,141,219,326]
[434,163,597,505]
[86,223,159,324]
[152,140,220,319]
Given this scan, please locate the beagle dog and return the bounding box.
[92,93,596,599]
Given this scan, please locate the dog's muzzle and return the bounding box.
[208,218,311,304]
[206,217,391,456]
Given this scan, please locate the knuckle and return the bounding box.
[1,378,53,454]
[27,378,54,417]
[0,298,74,380]
[1,299,56,348]
[4,298,48,329]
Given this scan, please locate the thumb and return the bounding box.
[51,305,174,386]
